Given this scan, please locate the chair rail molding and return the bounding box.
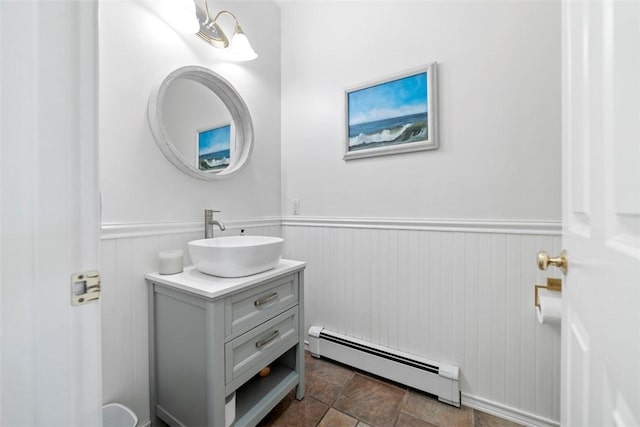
[102,216,561,239]
[282,216,561,235]
[101,217,283,240]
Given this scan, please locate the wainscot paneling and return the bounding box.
[282,217,562,426]
[100,219,281,426]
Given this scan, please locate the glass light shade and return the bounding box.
[230,32,258,61]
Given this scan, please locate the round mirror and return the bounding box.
[147,66,254,180]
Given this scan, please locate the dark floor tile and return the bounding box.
[306,370,345,405]
[402,391,473,427]
[305,353,354,386]
[474,410,523,427]
[260,355,523,427]
[317,408,359,427]
[396,412,439,427]
[333,373,405,427]
[258,392,328,427]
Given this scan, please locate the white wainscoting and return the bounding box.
[282,217,562,426]
[101,216,562,426]
[100,219,281,425]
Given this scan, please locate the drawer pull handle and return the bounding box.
[255,330,280,349]
[254,292,279,307]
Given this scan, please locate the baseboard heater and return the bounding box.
[308,326,460,407]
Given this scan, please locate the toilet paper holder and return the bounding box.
[535,278,562,307]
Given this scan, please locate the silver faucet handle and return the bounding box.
[204,209,221,219]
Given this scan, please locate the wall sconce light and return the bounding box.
[196,0,258,61]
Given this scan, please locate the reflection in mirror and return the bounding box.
[147,66,253,180]
[162,79,234,172]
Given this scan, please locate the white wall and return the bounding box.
[98,1,281,424]
[280,1,561,220]
[280,1,562,424]
[100,0,282,225]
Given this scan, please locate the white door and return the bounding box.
[0,1,102,426]
[561,0,640,425]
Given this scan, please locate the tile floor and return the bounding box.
[259,352,522,427]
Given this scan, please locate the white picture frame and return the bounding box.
[344,63,438,160]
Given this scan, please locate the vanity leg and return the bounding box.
[295,344,305,400]
[296,271,305,400]
[148,285,159,425]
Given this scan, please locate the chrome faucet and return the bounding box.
[204,209,226,238]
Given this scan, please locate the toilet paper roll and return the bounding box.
[158,250,184,275]
[536,294,562,325]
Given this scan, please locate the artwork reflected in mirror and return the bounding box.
[162,77,232,171]
[197,123,233,171]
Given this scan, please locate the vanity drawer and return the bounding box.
[225,273,298,338]
[225,307,299,390]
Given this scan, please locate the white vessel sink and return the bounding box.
[188,235,284,278]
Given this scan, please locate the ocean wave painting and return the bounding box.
[198,124,231,171]
[199,149,230,171]
[345,64,438,160]
[348,112,427,150]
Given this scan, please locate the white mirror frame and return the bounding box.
[148,65,254,180]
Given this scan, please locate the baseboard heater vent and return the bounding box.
[308,326,460,407]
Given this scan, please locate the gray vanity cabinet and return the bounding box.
[145,260,306,427]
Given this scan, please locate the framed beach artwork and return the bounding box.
[197,123,233,172]
[344,63,438,160]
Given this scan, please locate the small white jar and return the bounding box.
[158,250,183,275]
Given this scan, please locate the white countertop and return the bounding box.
[145,259,306,299]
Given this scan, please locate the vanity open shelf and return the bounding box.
[146,260,306,427]
[233,348,297,426]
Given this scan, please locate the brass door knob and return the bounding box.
[537,249,568,274]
